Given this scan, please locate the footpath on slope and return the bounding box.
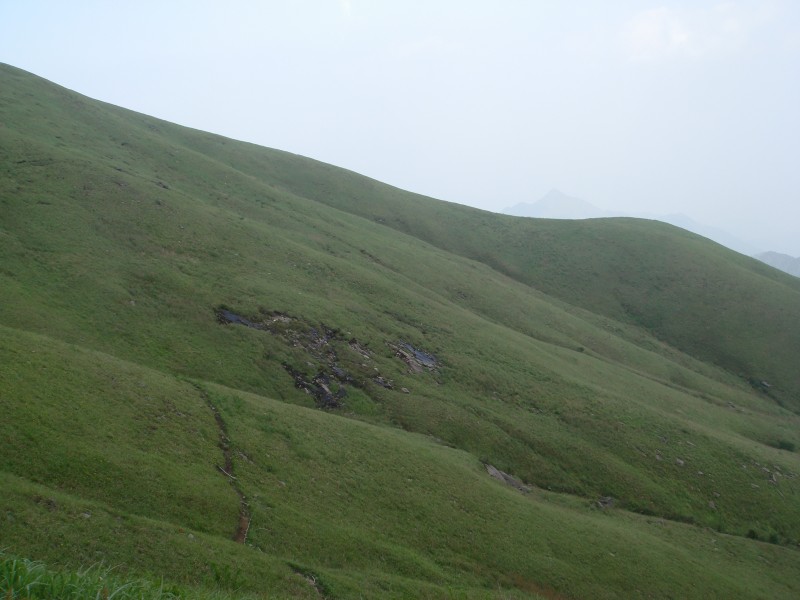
[192,383,251,544]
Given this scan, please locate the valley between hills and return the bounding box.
[2,62,800,599]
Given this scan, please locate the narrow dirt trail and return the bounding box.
[193,384,252,544]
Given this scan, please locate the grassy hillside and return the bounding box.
[184,148,800,410]
[2,62,800,598]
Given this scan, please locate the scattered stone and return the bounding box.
[676,458,685,466]
[597,496,616,509]
[401,387,410,394]
[373,376,393,389]
[708,501,716,510]
[283,363,345,409]
[349,339,372,358]
[655,453,663,461]
[217,307,389,409]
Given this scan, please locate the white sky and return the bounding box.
[2,1,799,254]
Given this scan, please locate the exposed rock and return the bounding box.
[349,339,372,358]
[283,363,346,409]
[216,308,266,329]
[217,307,377,409]
[390,341,438,373]
[597,496,616,509]
[373,376,393,389]
[485,464,532,494]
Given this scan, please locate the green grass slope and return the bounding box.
[2,63,800,598]
[3,326,800,599]
[182,142,800,411]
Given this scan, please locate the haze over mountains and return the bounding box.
[504,189,762,256]
[504,189,614,220]
[505,190,800,278]
[755,252,800,278]
[3,63,800,599]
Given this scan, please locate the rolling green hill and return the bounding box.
[2,62,800,599]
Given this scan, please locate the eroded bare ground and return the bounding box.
[485,463,532,494]
[215,307,439,409]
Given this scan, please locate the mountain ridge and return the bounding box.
[502,189,762,255]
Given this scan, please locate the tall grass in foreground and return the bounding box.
[0,553,242,600]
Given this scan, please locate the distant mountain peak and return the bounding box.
[755,251,800,277]
[541,188,573,200]
[503,189,612,219]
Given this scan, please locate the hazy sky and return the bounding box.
[2,1,799,254]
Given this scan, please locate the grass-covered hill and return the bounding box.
[2,62,799,598]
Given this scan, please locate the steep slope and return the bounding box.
[191,152,800,411]
[2,63,800,598]
[5,326,800,599]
